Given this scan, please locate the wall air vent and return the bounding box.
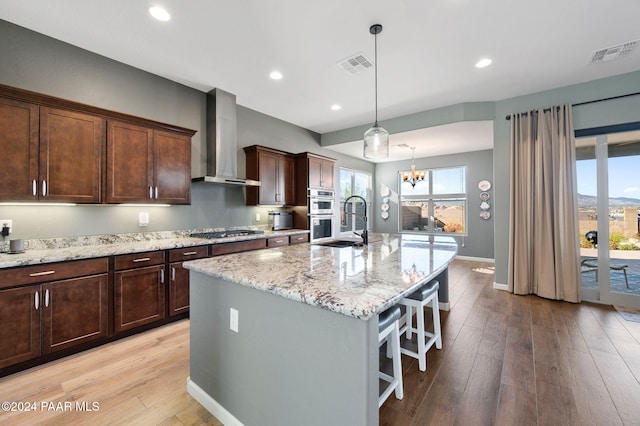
[338,52,373,74]
[589,41,638,63]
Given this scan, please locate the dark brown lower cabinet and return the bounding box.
[0,286,40,369]
[42,274,108,354]
[0,272,108,369]
[0,237,306,374]
[114,265,165,332]
[169,262,190,316]
[168,245,209,317]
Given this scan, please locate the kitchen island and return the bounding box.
[184,233,457,426]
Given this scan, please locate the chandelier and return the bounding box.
[363,24,389,159]
[402,147,425,187]
[402,263,425,284]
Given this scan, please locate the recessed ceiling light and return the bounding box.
[475,58,492,68]
[149,6,171,21]
[331,104,342,111]
[269,71,283,80]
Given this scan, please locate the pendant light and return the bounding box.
[402,147,426,187]
[363,24,389,159]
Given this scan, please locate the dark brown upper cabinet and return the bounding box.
[0,97,39,202]
[0,99,104,203]
[294,152,336,205]
[244,145,294,206]
[39,107,105,203]
[0,84,195,205]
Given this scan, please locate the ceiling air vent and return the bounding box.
[589,41,638,63]
[338,52,373,74]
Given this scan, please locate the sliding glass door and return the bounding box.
[577,131,640,308]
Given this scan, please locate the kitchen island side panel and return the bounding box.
[189,271,379,426]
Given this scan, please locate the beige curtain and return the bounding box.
[508,104,581,302]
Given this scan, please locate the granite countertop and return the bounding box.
[0,229,309,269]
[184,233,458,320]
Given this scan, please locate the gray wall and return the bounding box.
[0,19,373,239]
[374,149,494,259]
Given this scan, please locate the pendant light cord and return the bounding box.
[374,31,379,127]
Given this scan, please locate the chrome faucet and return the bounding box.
[343,195,368,245]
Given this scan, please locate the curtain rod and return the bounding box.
[505,91,640,120]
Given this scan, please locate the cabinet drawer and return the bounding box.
[289,234,309,244]
[267,237,289,248]
[210,239,267,256]
[168,245,209,263]
[0,258,108,289]
[114,251,165,271]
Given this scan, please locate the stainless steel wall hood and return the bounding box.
[192,88,260,186]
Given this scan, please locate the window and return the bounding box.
[399,166,466,235]
[339,168,371,234]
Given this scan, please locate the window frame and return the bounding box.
[397,165,468,236]
[339,167,372,236]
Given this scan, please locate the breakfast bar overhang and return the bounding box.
[184,234,457,426]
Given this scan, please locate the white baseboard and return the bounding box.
[439,301,450,311]
[187,377,244,426]
[493,282,509,291]
[455,255,495,263]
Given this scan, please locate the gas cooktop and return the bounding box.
[190,230,265,239]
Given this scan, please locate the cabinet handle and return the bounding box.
[42,180,47,197]
[132,257,151,263]
[45,289,50,308]
[296,236,304,241]
[29,270,55,277]
[149,186,153,199]
[183,251,198,256]
[275,239,284,243]
[35,290,39,310]
[171,266,176,282]
[32,179,37,196]
[155,186,159,199]
[160,269,165,284]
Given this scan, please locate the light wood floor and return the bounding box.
[0,319,220,426]
[1,259,640,425]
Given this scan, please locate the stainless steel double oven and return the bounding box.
[308,189,335,241]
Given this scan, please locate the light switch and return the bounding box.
[230,308,239,333]
[255,213,261,222]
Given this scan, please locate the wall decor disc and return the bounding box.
[479,191,490,201]
[381,210,390,220]
[381,203,389,211]
[480,201,490,210]
[480,211,490,220]
[478,180,491,191]
[381,186,390,197]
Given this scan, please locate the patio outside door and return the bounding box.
[576,131,640,308]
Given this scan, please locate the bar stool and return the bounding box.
[378,305,403,407]
[399,280,442,371]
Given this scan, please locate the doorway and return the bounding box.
[576,130,640,308]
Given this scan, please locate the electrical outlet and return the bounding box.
[1,219,12,235]
[230,308,239,333]
[138,212,149,227]
[255,213,261,222]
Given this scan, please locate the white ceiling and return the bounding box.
[1,0,639,161]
